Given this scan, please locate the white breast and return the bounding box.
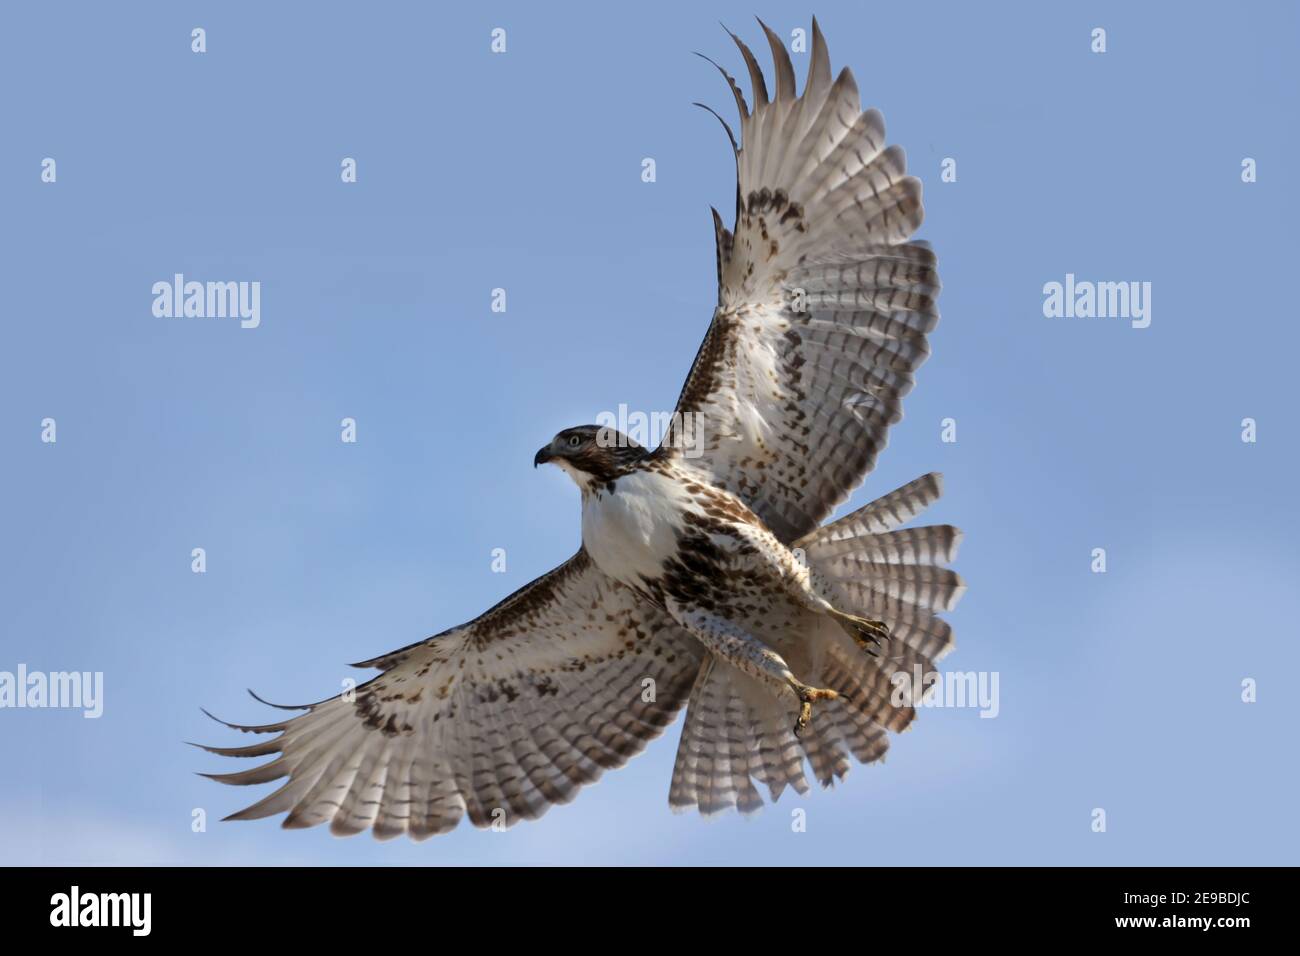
[581,469,691,590]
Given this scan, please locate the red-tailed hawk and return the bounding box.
[201,18,962,839]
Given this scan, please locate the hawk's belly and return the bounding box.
[581,469,694,594]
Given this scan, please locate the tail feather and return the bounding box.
[806,472,963,664]
[816,558,965,612]
[822,641,919,734]
[806,525,961,564]
[797,472,944,545]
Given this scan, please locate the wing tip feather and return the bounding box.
[200,706,287,735]
[755,17,795,101]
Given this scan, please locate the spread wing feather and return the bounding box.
[199,551,703,840]
[668,17,939,543]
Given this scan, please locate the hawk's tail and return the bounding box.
[799,472,964,662]
[667,473,963,816]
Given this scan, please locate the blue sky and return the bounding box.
[2,0,1297,865]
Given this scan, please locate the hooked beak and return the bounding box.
[534,446,553,469]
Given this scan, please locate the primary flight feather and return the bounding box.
[201,17,963,840]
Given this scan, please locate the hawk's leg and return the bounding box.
[665,600,838,737]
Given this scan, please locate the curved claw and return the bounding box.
[792,684,839,737]
[834,611,891,657]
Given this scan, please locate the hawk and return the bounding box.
[201,18,963,840]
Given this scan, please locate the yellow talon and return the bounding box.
[793,684,839,737]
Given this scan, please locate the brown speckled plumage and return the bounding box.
[201,18,963,839]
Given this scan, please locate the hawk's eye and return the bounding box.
[568,435,582,448]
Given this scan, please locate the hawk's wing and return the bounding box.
[667,19,939,543]
[200,550,703,840]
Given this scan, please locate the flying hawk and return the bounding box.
[201,18,963,840]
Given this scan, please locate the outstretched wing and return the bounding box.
[199,550,703,840]
[668,18,940,543]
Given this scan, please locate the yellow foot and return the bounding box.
[834,611,890,656]
[793,684,839,738]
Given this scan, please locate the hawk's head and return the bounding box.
[535,425,646,487]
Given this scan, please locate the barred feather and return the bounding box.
[670,17,938,545]
[200,551,703,840]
